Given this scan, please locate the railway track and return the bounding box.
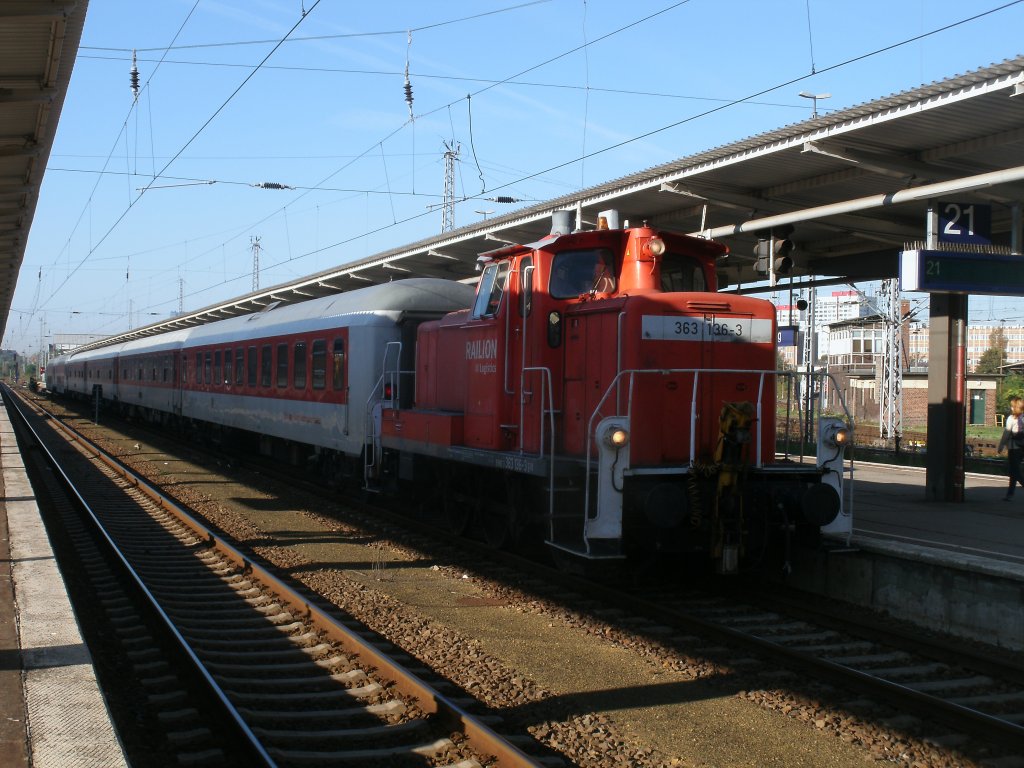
[635,588,1024,750]
[6,387,545,768]
[21,388,1024,765]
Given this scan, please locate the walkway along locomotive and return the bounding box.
[47,210,852,573]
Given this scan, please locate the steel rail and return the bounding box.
[7,386,542,767]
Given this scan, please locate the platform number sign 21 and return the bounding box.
[938,201,991,246]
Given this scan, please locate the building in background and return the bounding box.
[906,323,1024,372]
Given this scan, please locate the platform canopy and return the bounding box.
[0,1,88,343]
[14,44,1024,350]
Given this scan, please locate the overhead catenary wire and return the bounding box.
[37,0,324,317]
[154,1,1024,319]
[805,0,817,74]
[79,1,554,53]
[78,52,815,110]
[30,1,1024,332]
[27,0,205,330]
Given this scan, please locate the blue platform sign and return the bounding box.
[777,325,799,347]
[938,201,991,245]
[900,250,1024,296]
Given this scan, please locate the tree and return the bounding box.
[1000,373,1024,414]
[975,326,1008,374]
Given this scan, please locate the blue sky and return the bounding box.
[9,0,1024,353]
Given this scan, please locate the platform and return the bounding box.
[0,402,126,767]
[787,460,1024,651]
[851,461,1024,571]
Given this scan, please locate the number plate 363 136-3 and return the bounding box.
[641,316,773,343]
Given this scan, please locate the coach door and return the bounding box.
[172,351,184,416]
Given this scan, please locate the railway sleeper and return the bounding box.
[186,630,321,651]
[204,654,352,674]
[158,598,281,615]
[236,700,406,723]
[266,736,458,765]
[174,612,297,629]
[214,669,367,688]
[195,643,335,663]
[901,675,994,692]
[182,621,305,641]
[253,718,428,743]
[225,682,384,703]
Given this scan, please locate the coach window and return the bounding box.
[181,357,188,384]
[222,349,232,386]
[472,261,510,318]
[293,342,307,389]
[247,346,257,387]
[260,345,272,387]
[234,347,244,385]
[276,343,289,388]
[332,338,345,391]
[195,352,201,384]
[311,340,326,390]
[204,352,212,385]
[214,351,222,386]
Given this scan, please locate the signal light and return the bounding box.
[753,229,794,277]
[383,382,394,401]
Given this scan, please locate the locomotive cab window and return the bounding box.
[472,261,510,318]
[550,248,616,298]
[659,252,707,293]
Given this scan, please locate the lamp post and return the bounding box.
[475,209,494,220]
[798,91,831,118]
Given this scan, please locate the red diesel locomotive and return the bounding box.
[372,210,851,571]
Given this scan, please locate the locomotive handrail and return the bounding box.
[364,341,412,488]
[519,365,557,539]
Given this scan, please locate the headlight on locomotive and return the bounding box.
[822,421,851,448]
[603,425,630,448]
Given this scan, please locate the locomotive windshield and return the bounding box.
[659,252,707,292]
[549,248,616,298]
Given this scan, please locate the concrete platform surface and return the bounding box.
[851,461,1024,576]
[0,403,126,767]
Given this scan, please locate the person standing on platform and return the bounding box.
[997,396,1024,500]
